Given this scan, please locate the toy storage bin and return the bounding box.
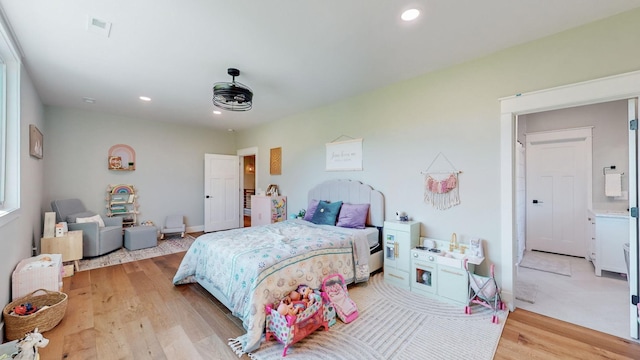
[3,289,68,340]
[265,292,328,356]
[12,254,63,300]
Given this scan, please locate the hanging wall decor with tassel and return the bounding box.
[421,152,462,210]
[424,173,460,210]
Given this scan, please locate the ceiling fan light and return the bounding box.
[212,68,254,111]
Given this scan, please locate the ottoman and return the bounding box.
[124,226,157,250]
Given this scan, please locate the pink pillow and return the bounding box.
[336,203,369,229]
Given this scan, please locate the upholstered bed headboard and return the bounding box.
[307,179,384,228]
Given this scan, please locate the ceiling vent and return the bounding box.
[212,68,253,111]
[87,16,112,37]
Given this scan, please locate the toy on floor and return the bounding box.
[160,215,185,239]
[463,258,506,324]
[265,285,329,356]
[12,303,37,316]
[14,328,48,360]
[322,273,358,323]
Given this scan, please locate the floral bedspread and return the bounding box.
[172,219,369,353]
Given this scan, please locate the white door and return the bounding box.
[204,154,239,232]
[628,98,639,338]
[526,127,592,257]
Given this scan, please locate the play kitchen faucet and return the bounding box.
[449,232,458,251]
[449,232,466,254]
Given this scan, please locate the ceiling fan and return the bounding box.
[212,68,253,111]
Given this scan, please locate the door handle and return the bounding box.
[532,199,543,204]
[205,195,210,198]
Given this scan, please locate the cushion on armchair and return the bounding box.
[76,214,106,227]
[66,211,97,223]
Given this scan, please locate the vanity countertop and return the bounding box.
[591,209,629,218]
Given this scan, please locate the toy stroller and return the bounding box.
[463,259,505,324]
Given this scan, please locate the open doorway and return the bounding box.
[514,101,630,338]
[500,70,640,340]
[243,155,255,227]
[238,147,258,228]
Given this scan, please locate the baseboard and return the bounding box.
[187,225,204,233]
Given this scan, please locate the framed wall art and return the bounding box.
[29,124,43,159]
[270,147,282,175]
[326,138,362,171]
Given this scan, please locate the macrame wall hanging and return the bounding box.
[421,152,462,210]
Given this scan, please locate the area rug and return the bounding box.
[77,234,195,271]
[515,279,538,304]
[519,250,572,276]
[236,273,507,360]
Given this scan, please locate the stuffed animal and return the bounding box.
[289,290,301,302]
[276,296,292,316]
[276,285,317,317]
[296,284,315,306]
[291,301,307,314]
[14,328,48,360]
[297,285,312,300]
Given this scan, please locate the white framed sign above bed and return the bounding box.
[325,137,363,171]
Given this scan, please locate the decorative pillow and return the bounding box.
[303,199,320,221]
[336,203,370,229]
[75,214,105,227]
[66,211,97,223]
[310,201,343,226]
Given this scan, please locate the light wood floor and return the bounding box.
[32,249,640,359]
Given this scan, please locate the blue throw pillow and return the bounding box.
[310,200,343,225]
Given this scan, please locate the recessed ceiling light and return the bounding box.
[227,129,235,132]
[213,110,222,115]
[82,97,96,104]
[401,8,420,21]
[139,96,151,101]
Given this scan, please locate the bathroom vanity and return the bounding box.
[588,209,629,276]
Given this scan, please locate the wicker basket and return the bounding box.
[3,289,67,340]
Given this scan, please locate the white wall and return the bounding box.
[0,67,45,313]
[235,9,640,278]
[43,107,236,231]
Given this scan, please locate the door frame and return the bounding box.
[500,70,640,338]
[237,147,258,227]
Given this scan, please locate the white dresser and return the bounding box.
[251,195,287,226]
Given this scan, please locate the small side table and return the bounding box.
[41,230,83,272]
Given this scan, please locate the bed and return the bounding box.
[173,179,384,354]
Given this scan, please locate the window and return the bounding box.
[0,13,21,226]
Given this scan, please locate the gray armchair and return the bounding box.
[51,199,123,257]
